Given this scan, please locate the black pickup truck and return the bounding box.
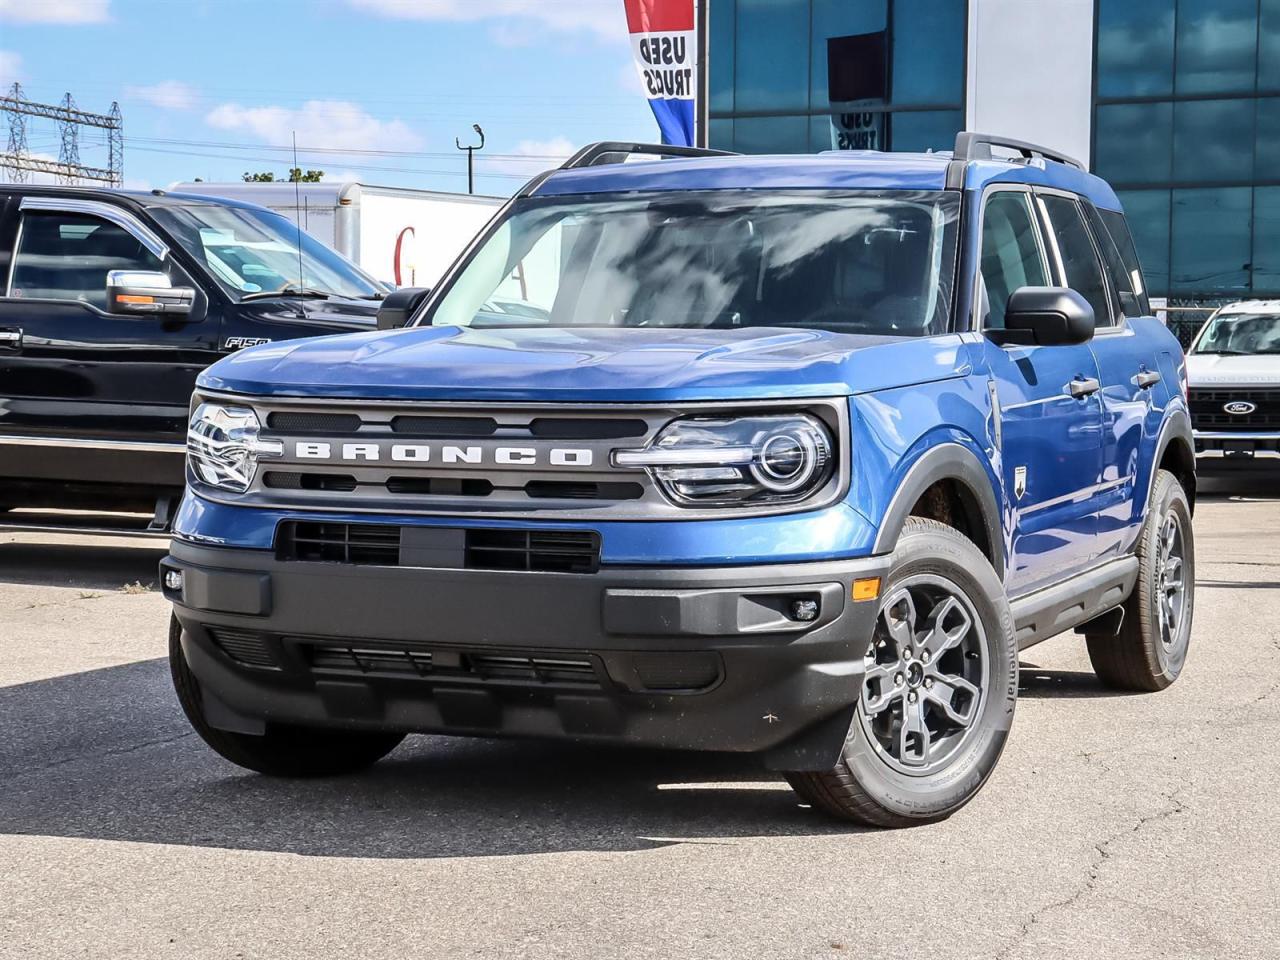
[0,185,420,536]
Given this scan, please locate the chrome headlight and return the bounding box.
[614,414,834,506]
[187,402,282,493]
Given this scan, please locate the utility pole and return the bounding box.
[455,123,485,195]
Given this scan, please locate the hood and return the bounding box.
[236,294,380,329]
[1186,352,1280,386]
[198,325,974,402]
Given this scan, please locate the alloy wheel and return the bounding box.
[858,574,989,776]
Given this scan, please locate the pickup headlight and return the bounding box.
[187,402,282,493]
[614,414,834,506]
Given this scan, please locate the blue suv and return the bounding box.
[162,135,1196,827]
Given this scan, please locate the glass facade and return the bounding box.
[1094,0,1280,299]
[708,0,968,155]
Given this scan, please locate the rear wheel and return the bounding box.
[1087,469,1194,691]
[786,519,1018,827]
[169,615,405,777]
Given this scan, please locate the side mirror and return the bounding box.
[376,286,432,330]
[106,270,195,317]
[994,286,1095,346]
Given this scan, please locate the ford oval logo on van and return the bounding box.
[1224,401,1257,415]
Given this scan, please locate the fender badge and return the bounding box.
[224,336,272,350]
[1014,466,1028,501]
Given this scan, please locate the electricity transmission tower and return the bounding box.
[1,83,124,186]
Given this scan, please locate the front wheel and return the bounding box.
[1086,469,1194,691]
[786,518,1018,828]
[169,615,406,777]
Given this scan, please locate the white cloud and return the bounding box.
[0,50,21,88]
[126,80,198,111]
[478,136,575,179]
[0,0,109,24]
[347,0,622,40]
[205,99,424,152]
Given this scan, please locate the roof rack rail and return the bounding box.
[560,141,738,169]
[952,132,1084,171]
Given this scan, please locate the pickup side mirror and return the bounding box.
[106,270,195,317]
[994,286,1095,346]
[376,286,432,330]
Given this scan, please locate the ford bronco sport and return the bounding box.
[162,136,1196,827]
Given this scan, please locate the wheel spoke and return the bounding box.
[898,697,931,766]
[881,587,918,657]
[924,674,980,727]
[924,595,971,657]
[1163,555,1182,585]
[862,663,902,716]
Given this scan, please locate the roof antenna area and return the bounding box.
[292,130,305,309]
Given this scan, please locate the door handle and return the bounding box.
[1068,376,1101,398]
[0,329,22,351]
[1136,370,1161,389]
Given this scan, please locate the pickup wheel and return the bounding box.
[169,615,405,777]
[785,518,1017,828]
[1086,469,1194,691]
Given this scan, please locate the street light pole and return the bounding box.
[456,123,485,195]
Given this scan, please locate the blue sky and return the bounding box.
[0,0,657,195]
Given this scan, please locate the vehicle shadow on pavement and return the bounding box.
[0,658,868,859]
[0,541,168,591]
[1016,664,1135,699]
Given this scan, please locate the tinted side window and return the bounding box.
[1082,202,1137,321]
[1038,195,1113,328]
[9,211,163,309]
[1097,208,1151,316]
[978,191,1049,329]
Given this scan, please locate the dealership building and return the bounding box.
[707,0,1280,304]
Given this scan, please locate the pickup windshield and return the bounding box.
[1191,313,1280,355]
[424,190,959,336]
[152,204,386,301]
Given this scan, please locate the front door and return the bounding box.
[0,198,220,492]
[975,188,1103,595]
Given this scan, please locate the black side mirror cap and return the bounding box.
[376,287,432,330]
[991,286,1096,346]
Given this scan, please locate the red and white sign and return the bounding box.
[623,0,698,146]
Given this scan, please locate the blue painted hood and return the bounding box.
[199,325,971,402]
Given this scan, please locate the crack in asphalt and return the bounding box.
[5,730,196,783]
[992,792,1188,960]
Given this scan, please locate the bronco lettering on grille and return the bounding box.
[293,441,594,467]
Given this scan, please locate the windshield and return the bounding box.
[1191,312,1280,355]
[423,190,959,336]
[152,204,386,301]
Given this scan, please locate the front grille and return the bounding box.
[465,529,600,573]
[208,627,279,668]
[276,521,601,573]
[267,411,362,434]
[264,471,359,492]
[279,521,402,565]
[1189,388,1280,430]
[297,639,600,687]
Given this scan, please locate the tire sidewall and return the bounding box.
[840,522,1017,821]
[1139,473,1195,683]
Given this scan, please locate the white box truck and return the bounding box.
[166,181,504,288]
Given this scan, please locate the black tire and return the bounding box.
[169,615,405,777]
[1087,469,1194,692]
[786,518,1018,828]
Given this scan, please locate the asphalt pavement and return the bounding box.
[1,479,1277,959]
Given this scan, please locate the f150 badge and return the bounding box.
[224,337,272,350]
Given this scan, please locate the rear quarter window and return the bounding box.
[1097,208,1151,317]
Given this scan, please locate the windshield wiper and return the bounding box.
[240,286,332,302]
[1194,349,1250,355]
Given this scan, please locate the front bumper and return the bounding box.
[1194,431,1280,474]
[163,541,890,771]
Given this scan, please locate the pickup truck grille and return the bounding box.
[195,395,848,521]
[1189,387,1280,431]
[276,520,601,573]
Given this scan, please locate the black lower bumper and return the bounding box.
[163,540,890,771]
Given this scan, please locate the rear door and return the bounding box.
[976,186,1104,595]
[1075,198,1164,560]
[0,196,219,488]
